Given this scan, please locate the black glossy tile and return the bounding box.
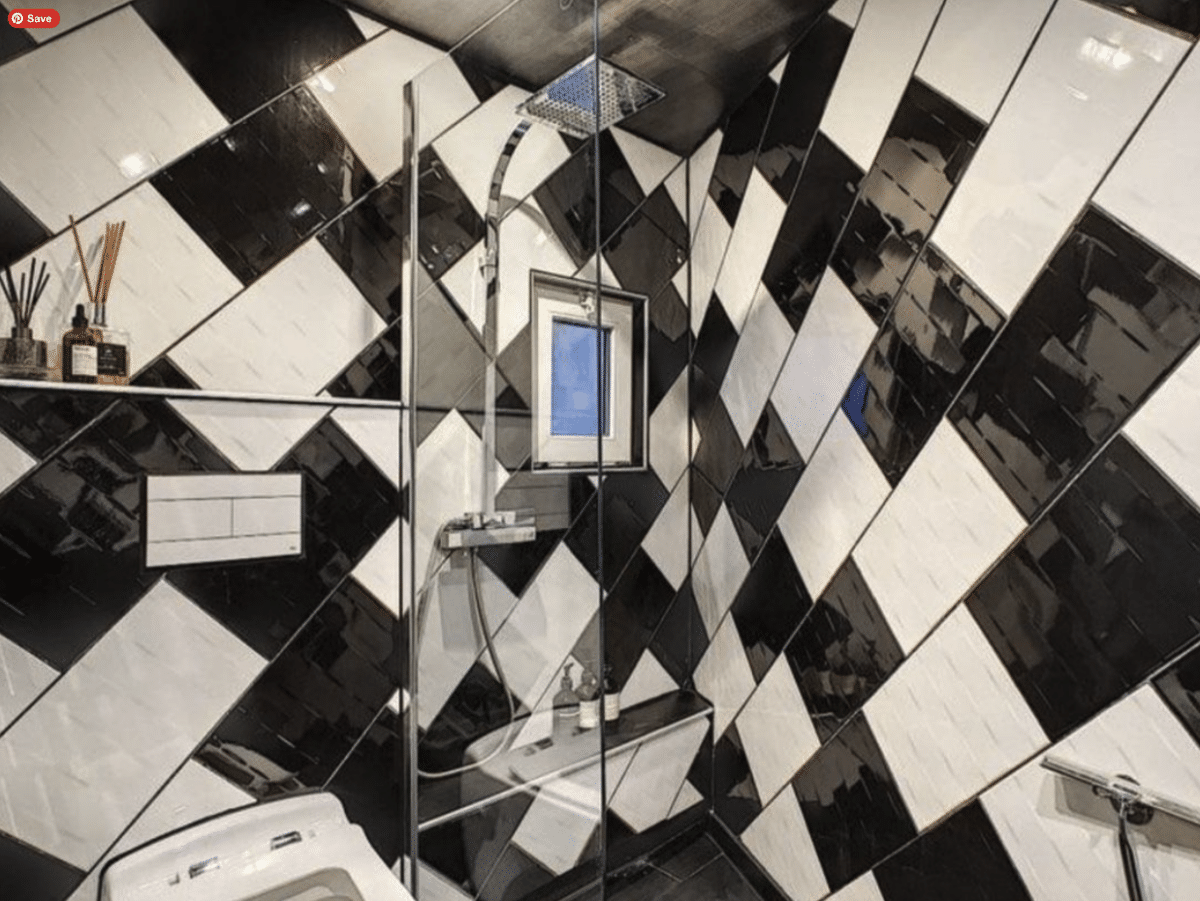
[0,389,114,460]
[968,436,1200,741]
[724,402,805,560]
[875,801,1033,901]
[415,283,486,411]
[1092,0,1200,37]
[665,857,761,901]
[0,831,83,901]
[657,834,721,881]
[130,356,201,390]
[691,470,723,538]
[497,323,534,409]
[565,470,670,590]
[476,844,556,901]
[693,396,743,496]
[0,9,37,66]
[762,133,863,330]
[859,246,1004,485]
[153,87,375,284]
[791,712,916,890]
[325,321,402,400]
[1154,640,1200,747]
[168,418,400,659]
[648,282,690,414]
[692,297,739,427]
[603,186,688,301]
[756,15,853,201]
[419,661,530,775]
[318,173,408,323]
[134,0,364,120]
[709,79,777,225]
[573,549,677,687]
[0,182,47,268]
[786,559,904,743]
[953,207,1200,519]
[417,147,485,282]
[327,709,402,864]
[535,133,643,267]
[832,80,984,326]
[730,530,812,682]
[713,724,762,834]
[0,399,229,669]
[650,580,708,687]
[197,578,396,795]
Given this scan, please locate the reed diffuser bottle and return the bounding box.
[69,216,130,384]
[0,258,50,380]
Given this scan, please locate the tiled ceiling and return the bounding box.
[339,0,833,154]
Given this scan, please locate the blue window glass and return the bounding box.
[550,319,611,437]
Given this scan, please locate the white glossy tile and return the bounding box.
[167,400,329,471]
[828,873,886,901]
[819,0,946,172]
[642,477,689,592]
[933,0,1189,315]
[770,268,878,461]
[331,407,402,488]
[310,31,445,181]
[6,184,241,378]
[690,201,734,334]
[497,199,577,353]
[828,0,865,28]
[917,0,1055,122]
[769,55,789,85]
[29,0,124,41]
[488,545,598,709]
[1125,347,1200,509]
[691,506,750,638]
[610,718,708,832]
[0,580,262,869]
[435,87,571,219]
[670,780,705,818]
[693,616,756,738]
[742,788,828,901]
[415,57,480,149]
[983,686,1200,901]
[854,421,1025,653]
[689,130,724,242]
[866,607,1046,831]
[348,9,388,39]
[438,247,488,337]
[664,163,688,227]
[66,761,251,901]
[350,519,401,618]
[0,634,55,733]
[612,128,681,199]
[721,283,795,444]
[650,368,689,491]
[170,240,386,396]
[0,9,227,230]
[619,650,678,710]
[778,414,890,597]
[420,864,474,901]
[735,657,821,802]
[714,172,788,332]
[1096,45,1200,281]
[0,430,36,496]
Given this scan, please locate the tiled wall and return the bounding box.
[683,0,1200,899]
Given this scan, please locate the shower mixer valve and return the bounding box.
[439,508,537,549]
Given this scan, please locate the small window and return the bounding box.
[532,271,646,471]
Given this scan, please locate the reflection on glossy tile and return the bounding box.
[153,88,374,285]
[724,403,805,561]
[866,607,1046,831]
[0,181,47,268]
[791,712,916,892]
[417,147,485,283]
[832,79,985,326]
[693,395,744,498]
[1091,0,1200,36]
[786,558,903,743]
[950,208,1200,519]
[858,245,1003,484]
[650,580,708,686]
[968,436,1200,741]
[709,79,777,225]
[326,709,402,863]
[565,471,670,591]
[0,632,55,732]
[762,134,863,330]
[605,187,689,303]
[325,322,403,400]
[135,0,363,120]
[932,2,1189,315]
[756,15,853,201]
[729,530,812,682]
[874,801,1033,901]
[713,723,762,833]
[0,8,227,231]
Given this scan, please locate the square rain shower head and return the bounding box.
[516,54,666,139]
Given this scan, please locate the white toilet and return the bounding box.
[100,793,413,901]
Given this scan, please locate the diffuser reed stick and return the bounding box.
[68,216,126,327]
[68,214,96,306]
[0,256,51,332]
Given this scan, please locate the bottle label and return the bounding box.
[579,699,599,729]
[71,345,98,377]
[604,692,620,722]
[97,342,128,377]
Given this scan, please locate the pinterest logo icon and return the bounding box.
[10,11,23,25]
[8,8,59,28]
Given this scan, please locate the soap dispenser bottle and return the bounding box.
[602,663,620,724]
[577,667,600,730]
[61,304,99,384]
[553,663,579,736]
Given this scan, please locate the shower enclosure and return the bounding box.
[403,1,705,899]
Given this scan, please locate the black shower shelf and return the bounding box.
[418,690,711,830]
